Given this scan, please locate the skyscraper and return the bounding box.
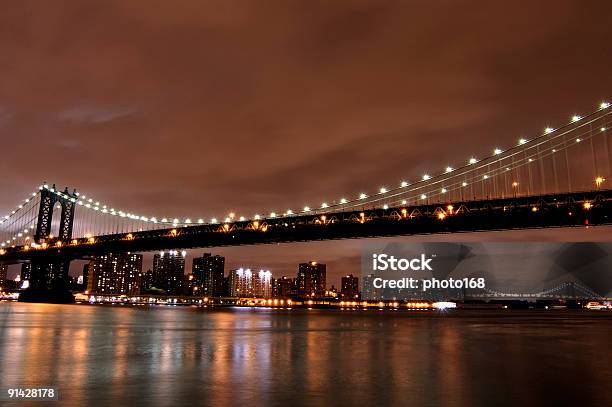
[253,270,272,298]
[341,274,359,300]
[87,253,143,295]
[19,262,66,290]
[192,253,225,297]
[81,263,90,289]
[152,250,186,295]
[228,268,273,298]
[0,264,7,285]
[20,263,31,282]
[273,276,296,297]
[297,261,326,298]
[228,268,253,297]
[362,274,379,300]
[141,269,154,292]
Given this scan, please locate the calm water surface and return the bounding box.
[1,303,611,406]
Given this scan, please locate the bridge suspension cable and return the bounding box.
[0,190,41,247]
[352,114,610,209]
[315,102,611,213]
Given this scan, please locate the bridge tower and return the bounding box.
[34,184,78,243]
[20,184,78,303]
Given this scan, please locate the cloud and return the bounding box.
[0,107,12,127]
[57,105,136,124]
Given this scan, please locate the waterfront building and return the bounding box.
[326,285,338,298]
[253,270,273,298]
[0,264,7,285]
[141,269,154,291]
[273,276,296,297]
[87,253,143,295]
[20,263,31,282]
[186,274,198,295]
[81,263,90,289]
[297,261,326,298]
[19,262,65,290]
[152,250,186,295]
[362,274,379,300]
[341,274,360,300]
[229,268,253,297]
[228,268,273,298]
[222,276,230,297]
[192,253,225,297]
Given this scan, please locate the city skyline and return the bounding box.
[3,223,612,287]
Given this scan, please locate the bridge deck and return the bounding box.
[1,190,610,264]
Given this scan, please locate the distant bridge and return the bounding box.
[474,281,607,301]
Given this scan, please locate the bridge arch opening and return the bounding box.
[49,201,63,239]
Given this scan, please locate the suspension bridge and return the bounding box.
[477,281,605,301]
[1,101,611,300]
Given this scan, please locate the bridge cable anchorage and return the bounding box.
[0,100,611,247]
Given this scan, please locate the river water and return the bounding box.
[0,303,611,406]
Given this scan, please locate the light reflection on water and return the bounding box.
[1,303,611,406]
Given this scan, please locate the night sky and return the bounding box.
[1,1,611,283]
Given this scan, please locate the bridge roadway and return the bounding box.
[1,189,610,264]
